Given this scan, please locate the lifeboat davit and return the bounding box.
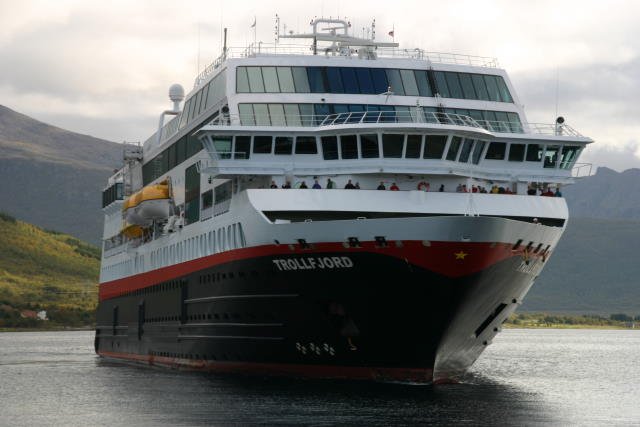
[122,182,171,226]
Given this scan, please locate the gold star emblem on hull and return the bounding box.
[454,251,468,260]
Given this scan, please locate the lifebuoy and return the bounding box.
[417,181,430,191]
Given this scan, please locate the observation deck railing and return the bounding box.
[202,111,584,137]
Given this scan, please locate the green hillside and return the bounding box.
[0,212,99,328]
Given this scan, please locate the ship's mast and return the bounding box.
[277,17,398,58]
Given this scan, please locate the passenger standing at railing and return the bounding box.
[312,180,321,189]
[270,181,278,189]
[555,188,563,197]
[282,181,291,189]
[439,184,445,192]
[299,181,308,189]
[390,183,399,191]
[344,180,356,189]
[377,182,386,190]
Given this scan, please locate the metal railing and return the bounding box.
[193,43,499,88]
[206,111,485,129]
[571,163,593,178]
[201,111,587,138]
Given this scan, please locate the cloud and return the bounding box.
[0,0,638,171]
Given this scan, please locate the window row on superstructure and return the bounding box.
[237,103,522,133]
[142,126,205,185]
[101,223,246,282]
[236,66,513,102]
[206,133,580,170]
[177,70,227,131]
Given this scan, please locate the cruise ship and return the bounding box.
[96,18,593,383]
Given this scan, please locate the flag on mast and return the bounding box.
[251,17,256,28]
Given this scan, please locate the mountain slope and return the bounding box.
[0,213,98,325]
[522,217,640,314]
[563,167,640,219]
[0,104,123,244]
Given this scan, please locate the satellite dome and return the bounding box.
[169,84,185,103]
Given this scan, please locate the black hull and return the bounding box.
[95,246,538,382]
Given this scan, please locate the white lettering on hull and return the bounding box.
[272,256,354,271]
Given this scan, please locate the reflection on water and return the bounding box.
[1,329,638,426]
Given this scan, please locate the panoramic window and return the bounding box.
[212,136,232,159]
[400,69,419,96]
[341,68,359,93]
[253,104,270,126]
[355,68,375,94]
[238,104,255,126]
[360,134,379,158]
[262,67,280,93]
[246,67,264,92]
[423,135,448,159]
[236,67,250,92]
[414,70,432,97]
[292,67,310,93]
[276,67,295,92]
[485,142,506,160]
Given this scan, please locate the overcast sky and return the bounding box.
[1,0,639,170]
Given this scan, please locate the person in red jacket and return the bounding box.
[390,183,400,191]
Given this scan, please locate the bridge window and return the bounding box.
[446,136,463,161]
[405,135,422,158]
[360,134,380,158]
[212,136,232,159]
[283,104,301,126]
[253,136,272,154]
[340,135,358,159]
[559,146,580,169]
[321,136,339,160]
[544,145,560,168]
[386,69,405,95]
[485,142,506,160]
[526,144,543,162]
[295,136,317,154]
[508,143,525,161]
[274,136,293,155]
[234,136,251,159]
[382,134,404,158]
[458,139,475,163]
[471,141,486,164]
[433,71,450,97]
[424,135,448,159]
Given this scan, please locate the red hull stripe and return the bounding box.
[98,350,434,383]
[100,240,527,301]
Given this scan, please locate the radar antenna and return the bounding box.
[277,17,398,58]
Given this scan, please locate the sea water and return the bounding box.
[0,329,639,426]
